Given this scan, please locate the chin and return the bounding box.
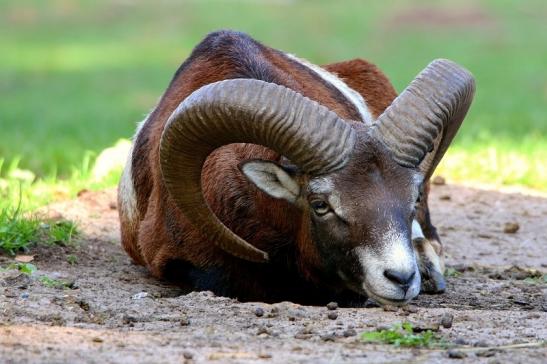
[362,281,420,307]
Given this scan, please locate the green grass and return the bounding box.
[38,275,73,289]
[0,204,42,255]
[2,262,38,276]
[361,322,446,348]
[0,0,546,221]
[66,254,78,265]
[444,267,462,278]
[0,196,79,254]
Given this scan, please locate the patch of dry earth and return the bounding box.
[1,184,546,363]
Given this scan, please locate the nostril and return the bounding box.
[384,269,416,287]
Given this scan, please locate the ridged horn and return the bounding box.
[160,79,356,263]
[371,59,475,175]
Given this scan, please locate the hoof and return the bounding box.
[420,268,446,294]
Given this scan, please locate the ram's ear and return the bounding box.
[239,159,300,203]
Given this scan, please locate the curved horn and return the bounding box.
[160,79,356,263]
[371,59,475,176]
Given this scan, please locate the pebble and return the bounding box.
[453,338,468,345]
[326,302,338,310]
[256,326,270,335]
[320,333,336,342]
[476,349,497,357]
[447,349,467,359]
[92,337,103,343]
[131,292,149,300]
[503,222,519,234]
[180,316,190,326]
[473,340,489,347]
[122,315,138,324]
[327,312,338,320]
[77,299,90,311]
[254,307,264,317]
[440,194,451,200]
[440,313,454,328]
[267,307,279,318]
[183,351,193,359]
[343,328,357,337]
[258,353,272,359]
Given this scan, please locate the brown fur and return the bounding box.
[118,30,437,302]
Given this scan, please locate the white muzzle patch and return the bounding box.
[356,228,421,305]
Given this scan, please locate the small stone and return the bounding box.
[256,326,270,335]
[447,349,467,359]
[432,176,446,185]
[92,337,103,343]
[326,302,338,310]
[122,315,138,324]
[440,194,451,201]
[258,353,272,359]
[473,340,489,347]
[411,321,440,332]
[453,338,468,345]
[320,333,336,342]
[254,307,264,317]
[267,307,279,318]
[476,349,497,357]
[440,313,454,328]
[343,328,357,337]
[77,299,90,312]
[131,292,149,300]
[180,316,190,326]
[183,351,193,359]
[503,222,519,234]
[327,312,338,320]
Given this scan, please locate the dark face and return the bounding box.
[304,134,422,304]
[241,132,423,305]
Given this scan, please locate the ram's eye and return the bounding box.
[310,200,330,216]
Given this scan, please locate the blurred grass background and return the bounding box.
[1,0,546,212]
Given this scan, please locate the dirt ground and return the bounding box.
[1,182,546,363]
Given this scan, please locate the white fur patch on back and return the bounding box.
[119,116,148,223]
[286,54,374,124]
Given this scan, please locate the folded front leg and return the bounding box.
[412,219,446,293]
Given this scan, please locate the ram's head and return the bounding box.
[160,59,475,304]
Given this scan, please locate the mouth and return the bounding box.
[361,281,415,306]
[340,274,414,306]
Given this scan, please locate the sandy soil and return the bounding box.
[1,183,546,363]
